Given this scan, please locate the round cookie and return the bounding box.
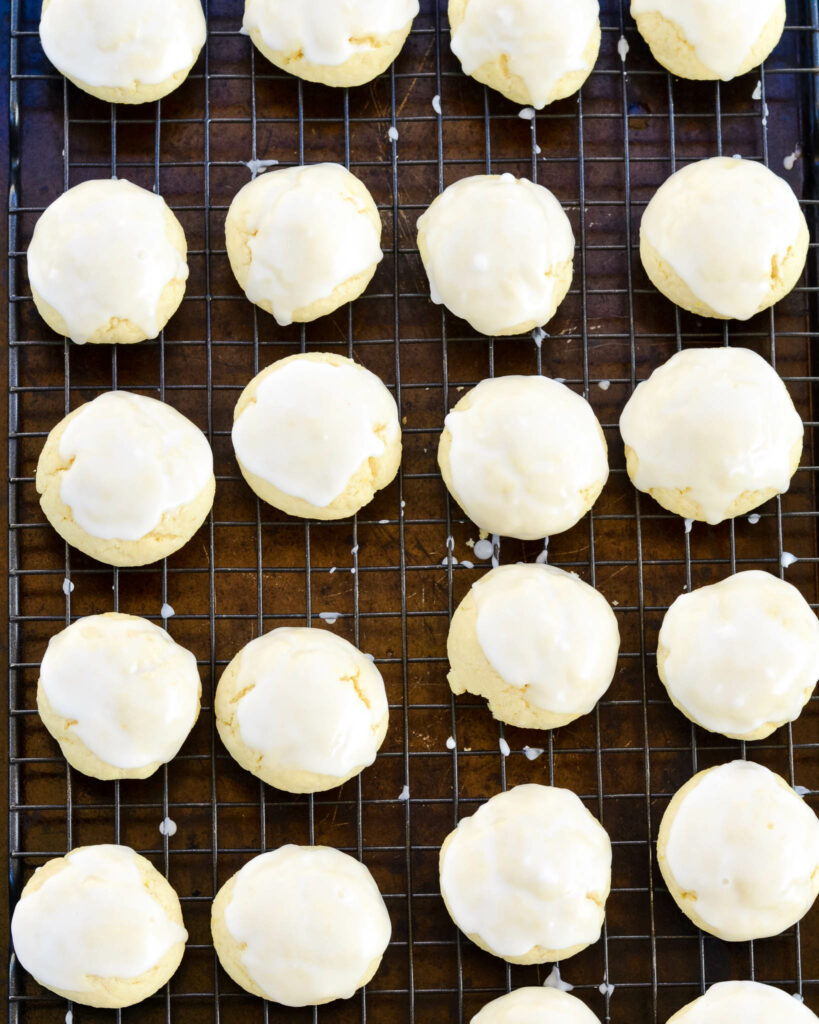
[438,375,608,540]
[619,346,803,525]
[417,173,575,336]
[242,0,419,88]
[36,390,215,567]
[473,988,602,1024]
[27,179,189,345]
[658,571,819,741]
[215,626,388,794]
[40,0,206,104]
[631,0,785,81]
[232,352,401,519]
[11,845,187,1008]
[211,845,391,1006]
[666,981,819,1024]
[449,0,600,109]
[225,162,383,326]
[447,563,620,729]
[640,157,808,321]
[657,760,819,942]
[38,613,202,781]
[439,784,612,964]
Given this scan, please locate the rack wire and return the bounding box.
[6,0,819,1021]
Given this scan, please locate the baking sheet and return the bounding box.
[7,1,819,1020]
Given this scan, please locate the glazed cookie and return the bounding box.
[242,0,419,87]
[418,174,574,336]
[631,0,785,81]
[36,391,215,567]
[225,163,382,325]
[27,179,189,345]
[40,0,206,104]
[215,626,388,794]
[667,981,819,1024]
[232,352,401,519]
[447,563,620,729]
[11,845,187,1008]
[449,0,600,108]
[640,158,808,320]
[38,613,201,780]
[619,347,803,524]
[658,571,819,741]
[212,845,391,1006]
[657,760,819,941]
[473,988,602,1024]
[439,784,612,963]
[438,375,608,540]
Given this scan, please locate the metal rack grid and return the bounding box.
[6,1,819,1021]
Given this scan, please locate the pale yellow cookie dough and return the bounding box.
[439,785,612,964]
[657,761,819,942]
[215,626,389,793]
[625,442,801,522]
[473,987,602,1024]
[438,375,608,540]
[232,352,401,520]
[641,227,809,321]
[40,0,207,104]
[28,180,188,345]
[639,158,809,321]
[36,394,215,567]
[657,571,819,742]
[447,563,619,730]
[211,845,391,1006]
[666,981,819,1024]
[37,612,202,781]
[619,347,803,525]
[417,174,575,337]
[242,0,418,88]
[448,0,601,108]
[631,1,785,81]
[225,163,383,325]
[11,845,187,1008]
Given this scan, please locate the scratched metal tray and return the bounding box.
[7,1,819,1021]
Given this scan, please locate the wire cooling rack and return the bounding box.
[6,1,819,1021]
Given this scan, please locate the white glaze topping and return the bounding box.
[440,784,611,957]
[242,0,419,66]
[223,845,391,1006]
[232,357,400,507]
[11,846,187,993]
[664,761,819,941]
[444,375,608,540]
[630,0,781,81]
[27,179,188,345]
[58,391,213,541]
[473,563,619,714]
[669,981,818,1024]
[40,614,200,769]
[418,174,575,336]
[619,347,802,525]
[40,0,206,89]
[229,163,382,326]
[472,987,601,1024]
[450,0,599,109]
[659,571,819,737]
[641,158,805,320]
[231,627,388,778]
